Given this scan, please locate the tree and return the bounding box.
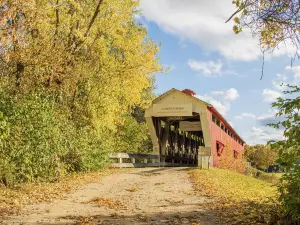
[0,0,162,129]
[244,144,278,169]
[0,0,163,184]
[269,85,300,222]
[229,0,300,61]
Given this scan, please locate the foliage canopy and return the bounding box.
[269,85,300,222]
[244,144,278,170]
[230,0,300,54]
[0,0,162,184]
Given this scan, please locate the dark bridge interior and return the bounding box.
[152,113,205,166]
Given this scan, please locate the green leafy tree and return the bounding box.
[268,85,300,222]
[245,144,278,169]
[115,116,152,153]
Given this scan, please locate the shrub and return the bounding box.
[0,92,115,185]
[115,116,152,153]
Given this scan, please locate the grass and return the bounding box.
[255,172,283,185]
[189,168,279,225]
[245,167,284,185]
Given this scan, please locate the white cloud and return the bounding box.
[270,41,300,59]
[257,109,282,127]
[188,59,223,76]
[257,114,276,126]
[196,88,239,115]
[234,113,256,120]
[272,74,287,91]
[140,0,261,61]
[257,110,277,121]
[287,66,300,79]
[211,90,224,96]
[212,88,239,101]
[196,94,230,115]
[179,40,187,48]
[140,0,300,62]
[242,109,284,144]
[224,88,239,101]
[242,113,256,119]
[262,89,282,102]
[244,127,284,145]
[270,65,300,89]
[285,66,300,85]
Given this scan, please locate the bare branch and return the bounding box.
[84,0,104,37]
[226,8,243,23]
[260,51,265,80]
[226,0,253,23]
[54,0,59,36]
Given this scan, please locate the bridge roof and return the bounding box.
[152,88,246,144]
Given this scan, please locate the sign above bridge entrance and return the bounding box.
[179,121,202,131]
[153,104,192,117]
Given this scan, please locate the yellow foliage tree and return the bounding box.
[0,0,163,131]
[0,0,164,183]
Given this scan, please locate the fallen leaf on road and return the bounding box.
[126,184,139,192]
[86,197,127,210]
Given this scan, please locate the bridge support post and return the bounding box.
[145,117,160,155]
[198,147,211,169]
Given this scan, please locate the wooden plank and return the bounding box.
[109,153,160,159]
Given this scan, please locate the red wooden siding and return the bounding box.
[206,107,245,167]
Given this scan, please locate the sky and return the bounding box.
[138,0,300,145]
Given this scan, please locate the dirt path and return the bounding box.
[2,168,217,225]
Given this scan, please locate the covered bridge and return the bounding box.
[145,88,245,167]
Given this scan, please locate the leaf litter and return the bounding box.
[85,197,128,210]
[189,168,279,225]
[0,168,132,218]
